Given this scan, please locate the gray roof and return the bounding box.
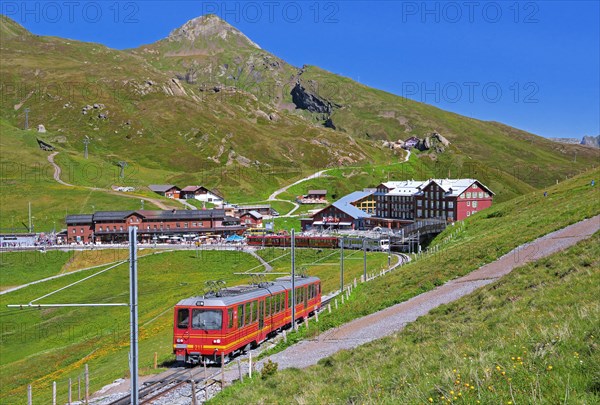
[242,210,263,219]
[322,190,373,219]
[148,184,180,193]
[176,276,320,307]
[308,190,327,195]
[74,209,230,223]
[65,214,93,224]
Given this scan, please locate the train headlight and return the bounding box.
[176,338,183,343]
[213,339,221,344]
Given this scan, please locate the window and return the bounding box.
[80,228,84,234]
[245,303,252,325]
[466,192,472,198]
[228,308,234,328]
[467,201,471,207]
[252,301,258,323]
[99,226,103,232]
[238,305,244,328]
[177,308,189,329]
[472,184,477,189]
[191,309,222,330]
[448,201,454,208]
[448,211,454,219]
[266,297,271,317]
[473,201,478,208]
[467,211,471,217]
[417,209,422,217]
[184,223,188,228]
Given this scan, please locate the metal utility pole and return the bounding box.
[24,108,30,130]
[340,237,344,292]
[128,227,139,404]
[291,228,296,331]
[83,137,90,159]
[28,202,32,232]
[363,238,367,282]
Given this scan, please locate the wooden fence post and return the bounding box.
[327,303,331,313]
[304,318,309,330]
[78,376,81,401]
[220,353,225,389]
[52,381,56,405]
[237,359,244,383]
[68,378,72,404]
[27,385,32,405]
[85,364,89,404]
[315,311,319,323]
[249,352,253,379]
[191,380,198,405]
[283,329,287,343]
[154,352,158,369]
[335,299,338,309]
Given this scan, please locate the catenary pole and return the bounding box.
[340,237,344,292]
[363,238,367,282]
[129,227,139,404]
[291,228,296,331]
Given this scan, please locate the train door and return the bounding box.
[303,286,308,312]
[259,300,264,331]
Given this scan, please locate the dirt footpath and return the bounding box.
[259,215,600,371]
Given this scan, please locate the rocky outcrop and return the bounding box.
[37,124,46,133]
[416,132,450,153]
[291,82,337,114]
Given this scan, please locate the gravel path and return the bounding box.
[256,214,599,371]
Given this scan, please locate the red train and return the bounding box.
[173,276,321,365]
[246,235,339,248]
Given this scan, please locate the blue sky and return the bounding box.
[5,1,599,138]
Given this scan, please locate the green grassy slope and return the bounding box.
[213,232,600,404]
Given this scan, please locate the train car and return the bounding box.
[173,276,321,365]
[246,235,338,249]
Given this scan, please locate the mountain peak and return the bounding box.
[167,14,260,49]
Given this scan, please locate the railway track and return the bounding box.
[107,365,222,405]
[107,253,410,404]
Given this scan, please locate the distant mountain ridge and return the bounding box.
[551,135,599,148]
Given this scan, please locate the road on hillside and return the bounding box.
[267,149,411,217]
[46,152,177,210]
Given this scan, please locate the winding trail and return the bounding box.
[267,150,411,216]
[46,152,176,210]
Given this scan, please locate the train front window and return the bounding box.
[191,309,223,330]
[177,308,189,329]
